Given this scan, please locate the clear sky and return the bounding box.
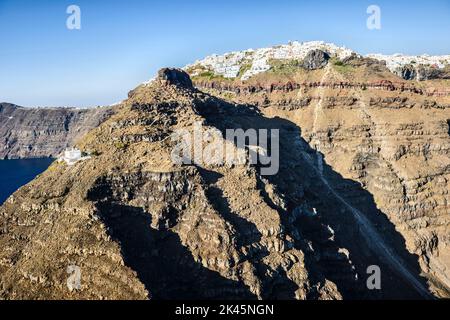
[1,0,449,107]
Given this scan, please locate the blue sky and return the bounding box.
[1,0,449,107]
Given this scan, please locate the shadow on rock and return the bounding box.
[87,193,257,300]
[196,94,433,299]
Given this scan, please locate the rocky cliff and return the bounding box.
[189,52,450,298]
[0,40,449,300]
[0,103,113,159]
[0,66,447,299]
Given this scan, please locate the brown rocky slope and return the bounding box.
[190,55,450,298]
[0,67,448,299]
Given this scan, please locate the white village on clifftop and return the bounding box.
[183,40,450,81]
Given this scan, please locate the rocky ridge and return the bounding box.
[189,56,450,298]
[1,68,446,299]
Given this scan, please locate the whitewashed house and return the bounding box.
[58,147,90,166]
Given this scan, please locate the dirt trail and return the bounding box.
[304,65,433,299]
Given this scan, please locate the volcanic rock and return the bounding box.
[157,68,193,89]
[302,49,330,70]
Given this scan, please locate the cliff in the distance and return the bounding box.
[0,103,113,159]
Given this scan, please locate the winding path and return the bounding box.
[302,64,433,299]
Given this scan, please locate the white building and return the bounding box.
[58,147,90,166]
[182,41,450,82]
[184,41,356,81]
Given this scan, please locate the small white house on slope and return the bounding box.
[58,147,90,166]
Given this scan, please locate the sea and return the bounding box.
[0,158,54,205]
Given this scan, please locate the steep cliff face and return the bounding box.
[0,70,340,300]
[0,103,113,159]
[0,68,442,299]
[191,55,450,297]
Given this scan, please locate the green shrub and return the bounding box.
[238,63,252,77]
[114,141,127,150]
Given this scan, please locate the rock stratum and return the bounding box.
[0,103,113,159]
[0,43,449,300]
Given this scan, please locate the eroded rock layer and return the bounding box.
[0,64,448,299]
[0,103,113,159]
[191,57,450,298]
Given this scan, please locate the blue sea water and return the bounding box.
[0,158,54,205]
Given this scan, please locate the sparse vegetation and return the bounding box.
[268,59,302,74]
[238,63,252,77]
[90,150,100,156]
[331,57,354,74]
[114,141,127,150]
[198,71,215,78]
[191,69,233,82]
